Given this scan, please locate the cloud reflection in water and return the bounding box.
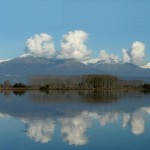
[1,107,150,145]
[22,118,55,143]
[59,112,91,146]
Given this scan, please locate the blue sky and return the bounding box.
[0,0,150,61]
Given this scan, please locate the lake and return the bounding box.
[0,90,150,150]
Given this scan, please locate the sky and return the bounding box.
[0,0,150,65]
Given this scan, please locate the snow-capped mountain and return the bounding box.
[0,55,97,82]
[0,55,150,83]
[83,58,119,65]
[0,59,11,63]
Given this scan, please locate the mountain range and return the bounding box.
[0,55,150,83]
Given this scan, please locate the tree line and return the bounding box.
[29,75,144,90]
[0,80,26,89]
[0,75,148,91]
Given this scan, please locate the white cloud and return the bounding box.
[57,30,91,61]
[83,50,119,65]
[0,30,148,67]
[131,41,145,66]
[99,50,119,64]
[22,32,149,67]
[122,41,145,66]
[122,48,131,63]
[82,58,101,65]
[25,33,56,58]
[83,41,147,66]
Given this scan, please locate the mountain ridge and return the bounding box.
[0,55,150,83]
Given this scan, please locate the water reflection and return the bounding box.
[1,108,150,145]
[23,118,55,143]
[0,91,150,146]
[13,90,26,96]
[59,112,91,146]
[123,107,150,135]
[1,90,120,104]
[27,90,121,104]
[4,90,11,97]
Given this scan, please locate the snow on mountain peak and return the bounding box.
[82,58,119,65]
[19,54,33,58]
[140,63,150,69]
[0,59,11,63]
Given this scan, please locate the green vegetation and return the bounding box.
[141,83,150,94]
[142,83,150,90]
[13,83,26,88]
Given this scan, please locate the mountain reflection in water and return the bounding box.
[0,91,150,147]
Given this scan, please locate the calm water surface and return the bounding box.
[0,91,150,150]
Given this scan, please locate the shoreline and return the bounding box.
[0,87,145,91]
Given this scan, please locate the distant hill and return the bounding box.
[88,61,150,82]
[0,55,97,83]
[0,55,150,83]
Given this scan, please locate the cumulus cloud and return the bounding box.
[122,41,145,66]
[57,30,91,61]
[122,49,131,63]
[99,50,119,64]
[82,50,119,64]
[23,32,149,67]
[82,58,101,65]
[25,33,56,58]
[131,42,145,66]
